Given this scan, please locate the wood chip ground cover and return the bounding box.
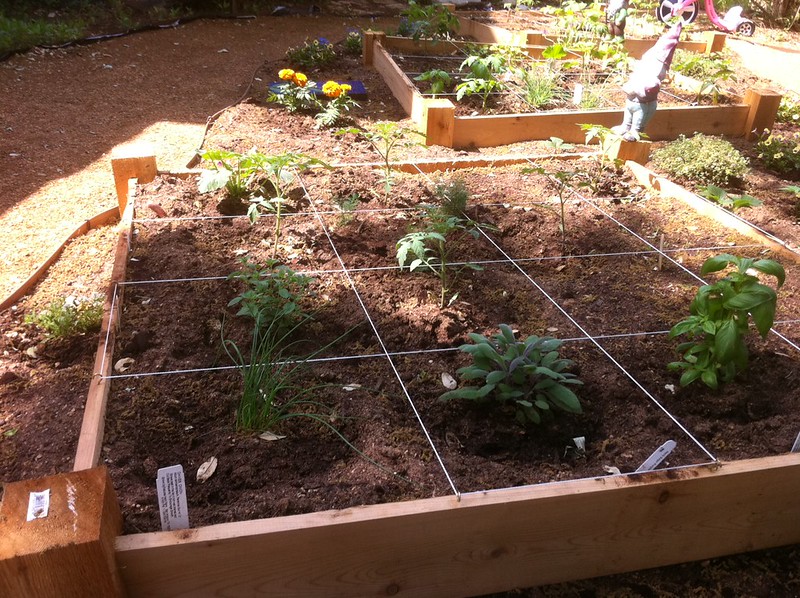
[103,160,800,533]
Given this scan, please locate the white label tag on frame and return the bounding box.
[156,465,189,531]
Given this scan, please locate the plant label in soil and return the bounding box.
[156,464,189,531]
[791,431,800,453]
[635,440,677,473]
[26,489,50,521]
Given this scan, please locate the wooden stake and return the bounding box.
[362,31,386,67]
[743,88,783,140]
[658,233,665,271]
[111,144,157,215]
[0,467,123,597]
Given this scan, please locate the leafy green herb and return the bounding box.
[668,254,785,389]
[440,325,583,426]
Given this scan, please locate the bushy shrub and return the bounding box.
[651,134,749,187]
[25,296,103,339]
[755,130,800,177]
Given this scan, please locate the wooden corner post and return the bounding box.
[111,144,156,215]
[423,99,456,147]
[362,31,387,67]
[743,88,782,140]
[0,467,124,597]
[703,30,726,54]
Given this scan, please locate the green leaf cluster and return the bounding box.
[396,0,460,41]
[668,254,785,389]
[285,38,336,69]
[699,185,762,211]
[396,205,481,308]
[228,257,314,329]
[651,134,749,187]
[25,296,103,340]
[440,325,583,426]
[414,69,452,96]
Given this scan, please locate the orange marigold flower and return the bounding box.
[292,72,308,87]
[322,80,341,98]
[278,68,295,81]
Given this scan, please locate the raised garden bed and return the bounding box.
[7,145,800,596]
[365,33,781,148]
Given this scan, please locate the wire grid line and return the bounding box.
[473,222,717,461]
[103,327,687,381]
[117,243,765,288]
[557,169,800,356]
[294,173,462,498]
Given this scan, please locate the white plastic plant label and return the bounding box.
[156,465,190,531]
[26,489,50,521]
[635,440,677,473]
[791,431,800,453]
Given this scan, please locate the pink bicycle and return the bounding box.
[656,0,756,36]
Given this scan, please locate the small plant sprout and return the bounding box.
[285,38,336,69]
[228,257,314,329]
[699,185,762,211]
[396,184,482,308]
[25,295,104,339]
[545,136,574,153]
[334,192,362,226]
[440,325,583,426]
[337,123,424,193]
[343,30,363,55]
[198,148,262,200]
[455,54,505,109]
[397,0,460,40]
[414,69,452,97]
[246,152,328,257]
[668,254,785,389]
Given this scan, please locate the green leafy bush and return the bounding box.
[285,38,336,69]
[343,30,362,55]
[440,325,583,426]
[651,134,749,187]
[25,296,103,339]
[228,258,313,328]
[755,130,800,177]
[396,0,459,40]
[668,254,785,389]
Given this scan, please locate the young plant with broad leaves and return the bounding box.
[414,69,452,97]
[668,254,785,389]
[228,257,314,330]
[699,185,762,211]
[198,148,262,200]
[440,325,583,426]
[246,152,328,257]
[337,122,424,193]
[396,204,481,309]
[455,54,506,109]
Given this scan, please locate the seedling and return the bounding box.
[440,325,583,426]
[396,207,481,308]
[414,69,452,97]
[25,295,103,339]
[668,254,785,389]
[699,185,762,211]
[198,148,262,200]
[228,257,313,329]
[246,152,328,257]
[337,123,424,193]
[397,0,459,40]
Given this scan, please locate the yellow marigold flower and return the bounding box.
[340,84,352,93]
[322,80,341,97]
[293,72,308,87]
[279,68,295,81]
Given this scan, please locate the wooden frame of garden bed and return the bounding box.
[363,33,780,149]
[453,10,727,59]
[3,151,800,597]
